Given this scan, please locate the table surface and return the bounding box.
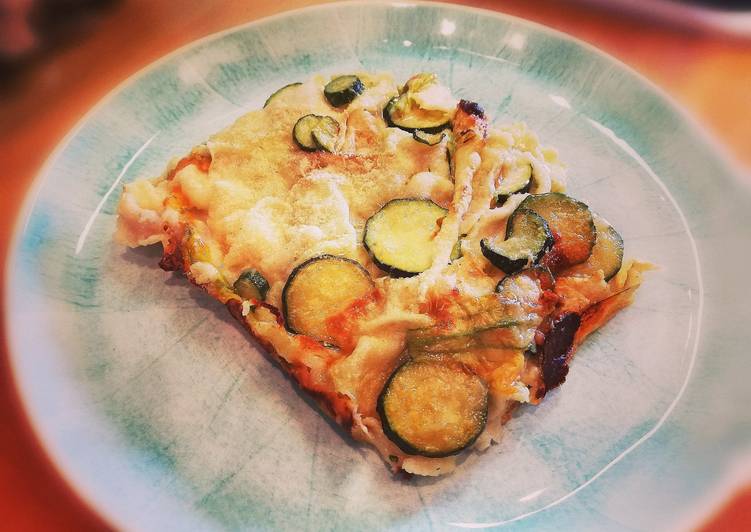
[1,0,749,529]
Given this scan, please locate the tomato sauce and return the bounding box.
[324,289,383,353]
[419,288,460,330]
[166,152,212,180]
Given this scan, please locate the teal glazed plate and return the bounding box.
[7,2,751,530]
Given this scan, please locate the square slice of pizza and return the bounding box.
[116,72,648,476]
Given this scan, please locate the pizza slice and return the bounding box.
[116,72,648,476]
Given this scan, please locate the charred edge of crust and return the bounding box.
[454,99,488,143]
[159,242,183,271]
[159,228,186,272]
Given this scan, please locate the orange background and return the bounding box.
[0,0,749,529]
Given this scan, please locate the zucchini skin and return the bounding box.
[377,357,488,458]
[479,245,526,276]
[383,97,451,134]
[591,219,624,281]
[292,114,340,152]
[558,216,623,281]
[368,255,418,279]
[293,114,323,151]
[600,224,624,281]
[412,129,447,146]
[495,163,533,206]
[263,82,302,108]
[378,359,426,456]
[496,183,531,207]
[324,75,365,107]
[480,209,553,274]
[281,254,372,337]
[233,269,270,301]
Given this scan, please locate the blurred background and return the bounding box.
[0,0,749,529]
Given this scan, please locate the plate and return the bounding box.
[7,2,751,529]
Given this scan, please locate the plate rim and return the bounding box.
[4,1,748,529]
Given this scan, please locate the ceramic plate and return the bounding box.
[7,2,751,530]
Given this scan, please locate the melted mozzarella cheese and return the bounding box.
[174,164,212,210]
[115,179,170,246]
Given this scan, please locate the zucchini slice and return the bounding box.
[378,357,488,457]
[409,267,556,356]
[565,216,624,281]
[494,266,557,350]
[263,82,302,108]
[384,97,450,133]
[282,255,374,342]
[496,265,555,300]
[495,162,532,205]
[183,227,212,264]
[410,293,515,338]
[363,198,447,277]
[233,269,269,301]
[450,237,463,262]
[407,321,522,355]
[324,75,365,107]
[383,74,454,133]
[481,209,553,274]
[293,114,340,152]
[517,193,596,270]
[413,129,447,146]
[591,217,624,281]
[406,293,524,355]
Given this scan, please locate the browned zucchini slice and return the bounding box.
[564,215,624,281]
[517,193,596,270]
[363,198,447,277]
[377,357,488,457]
[282,255,374,342]
[233,269,269,301]
[481,209,553,274]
